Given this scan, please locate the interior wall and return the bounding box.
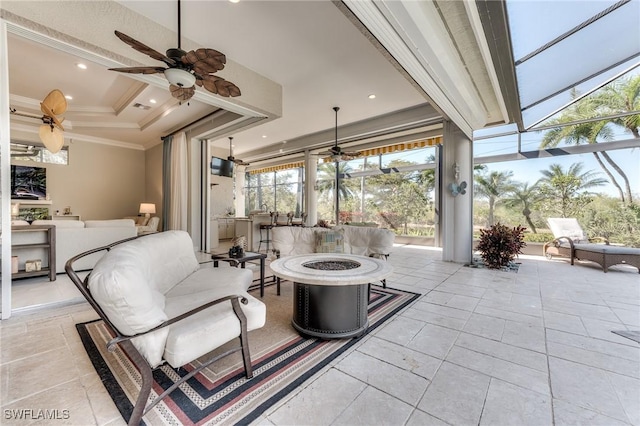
[210,175,235,217]
[11,138,145,220]
[209,145,235,218]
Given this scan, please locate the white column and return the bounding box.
[1,19,12,318]
[304,151,318,226]
[235,166,246,216]
[440,121,473,263]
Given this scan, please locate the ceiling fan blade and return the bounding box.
[183,48,226,73]
[170,84,195,102]
[197,75,241,97]
[214,79,242,97]
[41,89,67,115]
[114,30,176,66]
[108,66,166,74]
[197,74,220,94]
[343,151,362,157]
[223,81,241,97]
[215,80,230,97]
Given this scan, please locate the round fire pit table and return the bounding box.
[270,254,393,339]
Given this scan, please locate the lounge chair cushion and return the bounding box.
[547,218,588,242]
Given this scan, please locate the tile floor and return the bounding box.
[1,244,639,425]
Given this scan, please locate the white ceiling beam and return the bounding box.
[344,0,503,138]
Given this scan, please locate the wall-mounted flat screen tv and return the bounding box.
[211,156,234,178]
[11,165,47,199]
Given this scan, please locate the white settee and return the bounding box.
[66,230,266,425]
[271,224,395,258]
[12,219,137,272]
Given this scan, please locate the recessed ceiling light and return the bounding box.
[65,95,73,100]
[229,0,240,3]
[149,99,157,104]
[76,63,87,70]
[262,135,267,138]
[368,94,376,99]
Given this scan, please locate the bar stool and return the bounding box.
[258,211,277,252]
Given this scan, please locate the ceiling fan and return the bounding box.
[318,107,362,162]
[9,89,67,154]
[108,0,240,102]
[227,137,249,166]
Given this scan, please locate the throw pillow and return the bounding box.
[314,229,344,253]
[136,216,150,226]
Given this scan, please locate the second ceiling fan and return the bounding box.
[318,107,362,162]
[109,0,241,102]
[227,137,249,166]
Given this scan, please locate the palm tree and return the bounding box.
[538,162,607,218]
[316,161,354,223]
[540,91,633,204]
[474,170,516,227]
[503,182,541,233]
[592,75,640,138]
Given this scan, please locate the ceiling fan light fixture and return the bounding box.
[38,124,64,154]
[164,68,196,88]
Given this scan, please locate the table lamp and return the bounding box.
[139,203,156,219]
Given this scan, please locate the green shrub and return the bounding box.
[523,233,554,243]
[476,223,527,269]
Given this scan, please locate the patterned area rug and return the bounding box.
[76,283,419,425]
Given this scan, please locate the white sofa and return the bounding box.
[12,219,137,272]
[271,224,395,258]
[66,230,266,425]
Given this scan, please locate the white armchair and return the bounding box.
[137,216,160,235]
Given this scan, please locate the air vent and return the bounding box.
[133,103,151,110]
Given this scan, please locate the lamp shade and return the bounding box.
[139,203,156,215]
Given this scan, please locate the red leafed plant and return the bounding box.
[476,223,527,269]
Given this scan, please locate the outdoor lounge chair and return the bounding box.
[544,218,640,273]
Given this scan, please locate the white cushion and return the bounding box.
[32,219,85,228]
[85,219,135,228]
[88,231,198,367]
[162,268,264,367]
[89,246,169,368]
[335,225,395,256]
[273,225,394,258]
[547,218,588,242]
[88,230,265,368]
[272,226,329,256]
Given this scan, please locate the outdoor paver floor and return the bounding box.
[1,244,639,425]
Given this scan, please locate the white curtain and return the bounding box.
[168,132,188,230]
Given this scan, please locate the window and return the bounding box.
[10,142,68,165]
